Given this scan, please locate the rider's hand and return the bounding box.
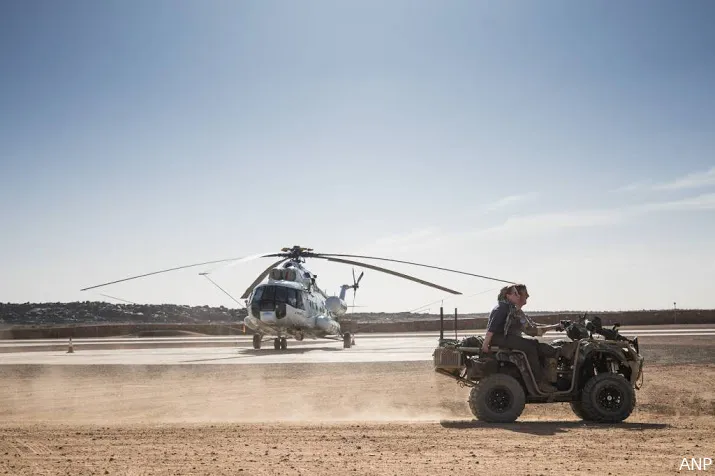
[481,343,490,354]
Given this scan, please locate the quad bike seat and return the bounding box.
[485,346,507,352]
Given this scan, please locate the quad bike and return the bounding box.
[433,314,644,423]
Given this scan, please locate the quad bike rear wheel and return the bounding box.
[469,374,526,423]
[579,373,636,423]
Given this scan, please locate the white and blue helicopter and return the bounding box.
[80,245,514,350]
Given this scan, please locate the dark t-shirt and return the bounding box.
[486,301,511,334]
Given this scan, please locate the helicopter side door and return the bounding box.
[285,287,311,328]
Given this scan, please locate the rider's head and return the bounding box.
[497,285,512,302]
[514,284,529,307]
[497,286,508,301]
[498,285,522,306]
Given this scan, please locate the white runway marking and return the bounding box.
[0,337,435,365]
[0,327,712,365]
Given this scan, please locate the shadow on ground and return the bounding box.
[240,347,345,356]
[439,419,669,435]
[181,346,344,362]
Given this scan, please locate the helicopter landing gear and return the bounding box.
[252,334,261,350]
[274,337,288,350]
[343,332,353,349]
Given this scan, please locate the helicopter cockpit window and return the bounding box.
[256,285,303,308]
[275,286,288,304]
[261,285,275,301]
[286,289,297,308]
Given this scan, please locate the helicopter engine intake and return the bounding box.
[269,268,298,281]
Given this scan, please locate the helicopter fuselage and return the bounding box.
[243,261,346,342]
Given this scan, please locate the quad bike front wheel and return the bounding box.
[569,402,592,421]
[469,374,526,423]
[579,373,636,423]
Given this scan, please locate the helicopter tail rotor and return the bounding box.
[351,268,364,292]
[350,268,364,308]
[337,268,364,303]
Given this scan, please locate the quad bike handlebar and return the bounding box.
[559,313,639,351]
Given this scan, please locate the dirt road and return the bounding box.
[1,346,713,475]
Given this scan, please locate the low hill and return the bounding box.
[1,301,713,339]
[0,301,247,326]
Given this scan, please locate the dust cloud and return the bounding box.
[2,339,714,426]
[0,361,471,425]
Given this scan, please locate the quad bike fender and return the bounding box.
[583,347,628,364]
[466,357,499,380]
[582,347,635,383]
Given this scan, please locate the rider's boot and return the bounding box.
[538,380,558,393]
[544,357,558,383]
[539,359,559,393]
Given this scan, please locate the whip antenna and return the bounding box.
[200,273,246,308]
[99,293,137,305]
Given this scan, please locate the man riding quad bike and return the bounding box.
[481,284,565,394]
[433,310,644,423]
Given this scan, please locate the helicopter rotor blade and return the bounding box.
[239,258,290,299]
[79,254,267,292]
[320,256,462,295]
[314,253,515,285]
[198,251,279,275]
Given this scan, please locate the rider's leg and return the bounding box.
[537,341,559,358]
[493,334,555,392]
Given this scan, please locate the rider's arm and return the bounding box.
[483,331,495,349]
[525,323,561,337]
[522,312,561,336]
[482,302,509,352]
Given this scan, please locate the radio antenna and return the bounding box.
[200,273,245,308]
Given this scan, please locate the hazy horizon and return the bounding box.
[2,1,714,313]
[0,299,702,316]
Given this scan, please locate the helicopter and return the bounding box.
[80,245,516,350]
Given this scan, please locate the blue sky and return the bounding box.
[1,0,714,312]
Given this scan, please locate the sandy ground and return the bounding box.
[1,339,714,475]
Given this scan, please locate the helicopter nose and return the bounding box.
[259,311,277,324]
